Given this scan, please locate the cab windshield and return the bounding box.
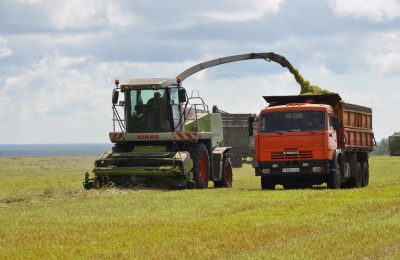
[126,89,171,133]
[260,111,326,132]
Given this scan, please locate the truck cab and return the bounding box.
[255,103,337,189]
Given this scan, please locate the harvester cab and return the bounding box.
[84,77,232,189]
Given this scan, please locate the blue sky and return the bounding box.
[1,0,400,144]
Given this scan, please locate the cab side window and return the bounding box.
[328,114,334,130]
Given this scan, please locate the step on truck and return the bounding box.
[250,94,375,190]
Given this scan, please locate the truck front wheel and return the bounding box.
[261,176,275,190]
[327,161,342,189]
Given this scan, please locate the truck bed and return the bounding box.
[340,102,374,151]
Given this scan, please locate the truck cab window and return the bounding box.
[261,111,326,132]
[328,114,334,130]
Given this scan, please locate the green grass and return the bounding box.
[0,156,399,259]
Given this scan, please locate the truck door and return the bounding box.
[328,113,337,159]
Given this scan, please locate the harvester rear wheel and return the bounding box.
[214,158,233,188]
[190,144,210,189]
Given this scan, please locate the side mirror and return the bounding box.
[112,89,119,105]
[333,116,339,130]
[178,88,187,103]
[212,105,218,113]
[248,116,255,136]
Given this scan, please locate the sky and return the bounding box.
[1,0,400,144]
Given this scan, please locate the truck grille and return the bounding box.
[271,151,313,160]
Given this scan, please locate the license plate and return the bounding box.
[282,168,300,173]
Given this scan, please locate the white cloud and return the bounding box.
[362,31,400,75]
[13,0,135,30]
[0,37,13,58]
[328,0,400,22]
[50,0,105,29]
[202,0,285,22]
[106,2,135,27]
[185,71,299,114]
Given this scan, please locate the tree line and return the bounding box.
[372,137,389,155]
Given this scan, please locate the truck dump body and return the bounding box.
[339,103,373,151]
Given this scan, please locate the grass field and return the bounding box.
[0,156,399,259]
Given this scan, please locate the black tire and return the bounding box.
[284,184,311,189]
[112,143,130,153]
[190,143,210,189]
[214,157,233,188]
[348,159,361,188]
[261,176,275,190]
[361,161,369,187]
[327,160,342,189]
[283,184,297,190]
[354,162,362,188]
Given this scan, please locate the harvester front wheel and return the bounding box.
[214,158,233,188]
[191,144,210,189]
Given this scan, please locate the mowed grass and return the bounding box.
[0,156,399,259]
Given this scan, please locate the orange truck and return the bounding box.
[250,93,374,190]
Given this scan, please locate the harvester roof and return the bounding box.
[121,78,177,90]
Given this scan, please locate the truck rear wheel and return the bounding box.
[361,161,369,187]
[354,162,362,188]
[348,160,362,188]
[327,161,342,189]
[191,144,210,189]
[261,176,275,190]
[214,158,233,188]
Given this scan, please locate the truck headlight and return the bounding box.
[262,168,270,174]
[312,166,322,173]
